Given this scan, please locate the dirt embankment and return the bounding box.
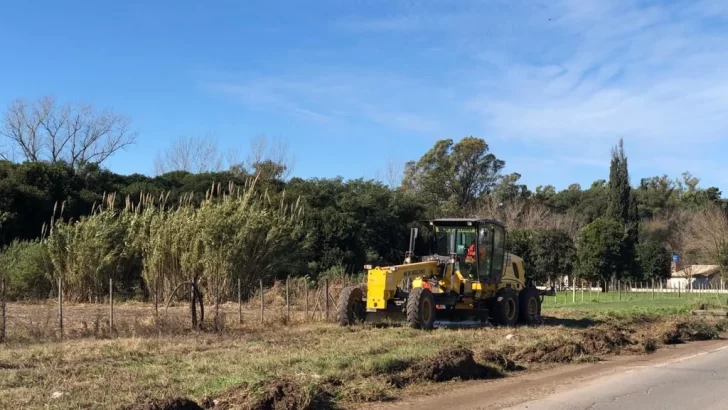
[116,317,728,410]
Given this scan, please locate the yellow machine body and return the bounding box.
[365,253,527,311]
[338,218,552,328]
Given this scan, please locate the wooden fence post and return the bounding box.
[109,278,114,330]
[154,276,159,317]
[305,285,309,321]
[286,276,290,324]
[324,279,329,321]
[238,278,242,325]
[58,277,63,338]
[1,276,6,343]
[260,279,264,324]
[618,280,622,301]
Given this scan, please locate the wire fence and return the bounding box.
[541,279,728,306]
[0,275,363,343]
[2,275,727,343]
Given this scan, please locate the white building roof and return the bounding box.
[672,265,720,278]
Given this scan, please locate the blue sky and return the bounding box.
[2,0,728,192]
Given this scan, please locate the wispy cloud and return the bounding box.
[203,72,449,134]
[203,0,728,187]
[462,0,728,151]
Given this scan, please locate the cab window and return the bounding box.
[478,227,492,279]
[490,225,506,279]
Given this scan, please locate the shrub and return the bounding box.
[0,239,53,300]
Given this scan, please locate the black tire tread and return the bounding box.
[336,286,365,326]
[491,287,519,327]
[518,286,542,325]
[406,287,435,330]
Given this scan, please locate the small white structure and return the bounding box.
[668,265,721,289]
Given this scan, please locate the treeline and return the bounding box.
[1,124,727,300]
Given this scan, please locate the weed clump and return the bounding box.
[408,347,501,382]
[641,337,657,353]
[117,397,203,410]
[660,320,720,344]
[581,325,633,354]
[514,339,593,364]
[476,349,524,372]
[214,379,334,410]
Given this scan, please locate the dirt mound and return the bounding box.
[582,326,633,354]
[387,347,502,388]
[477,349,523,371]
[641,337,657,353]
[214,379,333,410]
[660,320,720,345]
[514,339,592,364]
[408,347,500,382]
[118,397,203,410]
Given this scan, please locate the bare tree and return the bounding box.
[245,135,295,180]
[682,205,728,271]
[474,196,581,241]
[374,159,404,188]
[154,134,295,180]
[154,134,226,175]
[0,96,137,167]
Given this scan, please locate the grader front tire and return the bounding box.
[406,287,436,330]
[336,286,366,326]
[491,288,519,327]
[518,286,542,325]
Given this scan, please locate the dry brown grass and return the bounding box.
[1,301,725,409]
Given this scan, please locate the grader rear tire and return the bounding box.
[491,288,519,327]
[518,286,542,325]
[337,286,366,326]
[406,287,435,330]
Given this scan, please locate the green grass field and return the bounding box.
[542,289,727,315]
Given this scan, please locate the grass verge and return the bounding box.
[1,300,726,409]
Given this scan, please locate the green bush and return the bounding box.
[0,239,53,300]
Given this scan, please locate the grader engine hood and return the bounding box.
[365,261,440,310]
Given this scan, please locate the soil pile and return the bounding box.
[213,379,334,410]
[660,320,720,344]
[582,326,633,354]
[118,397,203,410]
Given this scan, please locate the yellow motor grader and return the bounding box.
[336,218,555,329]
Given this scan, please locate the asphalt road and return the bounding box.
[509,344,728,410]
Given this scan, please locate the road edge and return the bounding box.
[358,336,728,410]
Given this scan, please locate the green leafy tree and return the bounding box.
[576,217,623,292]
[635,175,677,218]
[402,136,505,215]
[507,228,534,275]
[530,229,576,285]
[493,172,531,202]
[636,240,672,281]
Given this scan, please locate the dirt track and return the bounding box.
[361,336,728,410]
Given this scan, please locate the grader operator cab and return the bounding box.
[336,218,555,329]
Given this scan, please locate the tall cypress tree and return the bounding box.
[606,139,639,281]
[607,139,630,224]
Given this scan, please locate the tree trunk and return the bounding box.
[195,282,204,329]
[190,281,197,329]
